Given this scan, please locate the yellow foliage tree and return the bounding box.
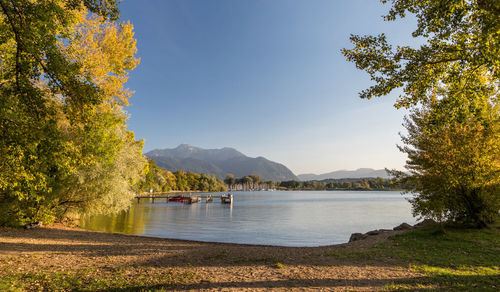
[391,71,499,226]
[0,1,146,226]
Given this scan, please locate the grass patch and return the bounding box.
[378,225,499,267]
[383,265,499,291]
[0,266,198,291]
[327,221,500,291]
[272,262,285,269]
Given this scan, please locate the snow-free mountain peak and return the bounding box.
[297,168,389,181]
[145,145,297,181]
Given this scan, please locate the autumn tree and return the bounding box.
[391,75,499,226]
[224,174,235,190]
[186,172,201,190]
[343,0,499,226]
[209,174,226,192]
[249,174,260,189]
[242,176,253,190]
[138,160,176,193]
[174,170,188,191]
[0,0,146,226]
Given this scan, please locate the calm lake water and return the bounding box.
[80,191,416,247]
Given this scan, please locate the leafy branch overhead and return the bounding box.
[342,0,500,108]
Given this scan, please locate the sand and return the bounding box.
[0,224,420,291]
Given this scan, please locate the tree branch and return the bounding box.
[0,0,21,91]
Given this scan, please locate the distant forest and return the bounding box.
[139,166,402,193]
[277,178,402,191]
[224,174,402,191]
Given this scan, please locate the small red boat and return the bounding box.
[168,195,187,202]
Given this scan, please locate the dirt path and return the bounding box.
[0,224,420,291]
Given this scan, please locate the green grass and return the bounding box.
[0,266,198,292]
[327,221,500,291]
[272,262,285,269]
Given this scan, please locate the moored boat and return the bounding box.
[168,195,186,202]
[221,193,233,204]
[187,195,201,204]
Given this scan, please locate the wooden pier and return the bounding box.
[135,194,229,204]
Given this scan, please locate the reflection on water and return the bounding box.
[80,191,416,247]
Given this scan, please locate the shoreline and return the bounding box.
[137,189,405,196]
[4,222,405,249]
[75,223,407,248]
[2,222,496,291]
[1,223,413,291]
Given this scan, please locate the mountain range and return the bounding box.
[146,144,299,181]
[297,168,389,181]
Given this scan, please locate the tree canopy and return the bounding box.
[342,0,499,108]
[0,0,146,226]
[137,160,227,193]
[343,0,500,226]
[391,70,499,226]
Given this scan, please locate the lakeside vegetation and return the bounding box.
[224,174,276,190]
[0,1,498,290]
[1,0,497,230]
[343,0,499,227]
[277,178,402,191]
[137,160,227,193]
[0,1,146,227]
[327,220,500,291]
[224,175,402,191]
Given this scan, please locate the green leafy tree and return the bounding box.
[263,180,275,190]
[224,174,235,189]
[343,0,500,226]
[342,0,499,108]
[197,174,210,192]
[163,170,177,192]
[390,76,499,227]
[173,170,186,191]
[242,176,253,190]
[279,180,301,190]
[210,174,226,192]
[0,1,146,226]
[138,159,175,193]
[249,174,260,189]
[138,164,228,193]
[184,172,198,190]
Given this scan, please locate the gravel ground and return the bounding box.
[0,224,420,291]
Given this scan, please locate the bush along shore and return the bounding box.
[0,219,498,291]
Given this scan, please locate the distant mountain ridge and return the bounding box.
[297,168,389,181]
[146,144,298,181]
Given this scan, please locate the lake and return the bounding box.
[80,191,416,247]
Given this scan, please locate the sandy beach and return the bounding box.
[0,224,421,291]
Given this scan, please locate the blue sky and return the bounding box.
[119,0,418,175]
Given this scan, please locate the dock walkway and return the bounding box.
[135,193,226,204]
